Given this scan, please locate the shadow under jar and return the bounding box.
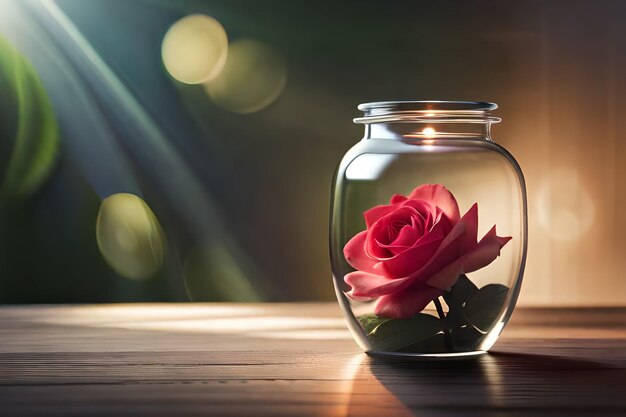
[330,101,527,359]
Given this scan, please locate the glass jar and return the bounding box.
[330,101,527,359]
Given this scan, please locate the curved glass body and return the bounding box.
[330,101,527,359]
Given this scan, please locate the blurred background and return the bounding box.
[0,0,624,306]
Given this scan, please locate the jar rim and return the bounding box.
[354,100,501,124]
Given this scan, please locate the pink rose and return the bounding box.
[343,184,511,319]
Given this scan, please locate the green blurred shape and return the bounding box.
[96,193,166,280]
[0,36,59,201]
[183,243,260,302]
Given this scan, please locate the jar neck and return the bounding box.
[363,121,494,141]
[354,101,500,142]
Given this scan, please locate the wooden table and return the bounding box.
[1,303,625,416]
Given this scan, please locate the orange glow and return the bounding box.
[422,127,436,137]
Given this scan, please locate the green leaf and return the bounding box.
[463,284,509,332]
[397,333,449,354]
[367,313,446,351]
[358,313,390,334]
[443,274,478,308]
[442,274,478,328]
[450,325,484,351]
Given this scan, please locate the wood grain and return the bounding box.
[0,303,625,416]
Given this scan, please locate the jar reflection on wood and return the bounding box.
[330,101,527,359]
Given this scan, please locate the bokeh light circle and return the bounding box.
[161,14,228,84]
[536,168,595,241]
[204,39,287,114]
[96,193,166,279]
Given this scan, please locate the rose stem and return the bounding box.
[433,297,454,352]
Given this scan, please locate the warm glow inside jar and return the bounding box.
[330,101,527,359]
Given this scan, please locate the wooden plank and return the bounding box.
[0,303,625,416]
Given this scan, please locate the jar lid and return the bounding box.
[354,100,501,124]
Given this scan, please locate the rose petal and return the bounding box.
[425,257,464,290]
[365,206,422,259]
[481,225,512,247]
[411,220,466,282]
[399,198,435,212]
[390,194,408,205]
[363,205,396,228]
[381,226,444,278]
[400,199,438,225]
[461,203,479,251]
[364,194,434,229]
[390,224,420,247]
[410,213,426,236]
[408,184,460,222]
[463,226,512,273]
[343,231,379,274]
[427,223,511,288]
[379,224,421,255]
[374,285,443,319]
[345,270,413,299]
